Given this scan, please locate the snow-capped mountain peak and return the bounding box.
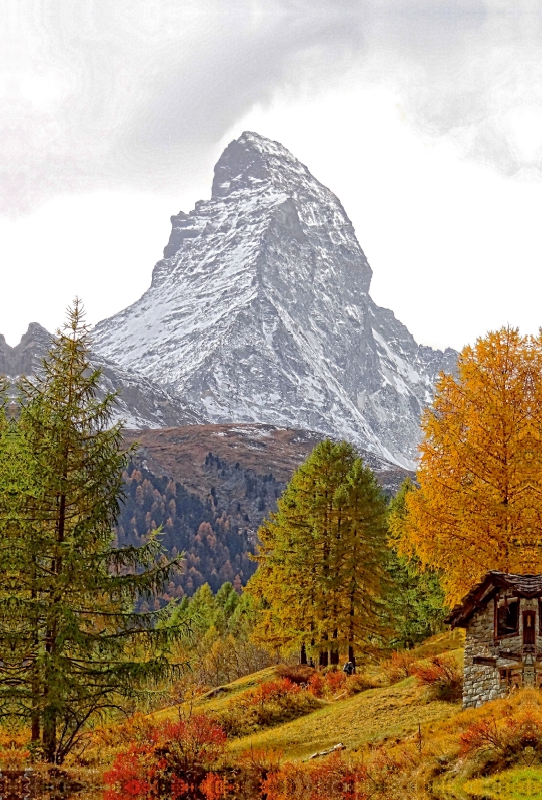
[92,132,456,467]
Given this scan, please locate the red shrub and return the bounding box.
[103,714,226,800]
[307,671,346,698]
[325,670,347,695]
[248,678,301,708]
[308,673,325,697]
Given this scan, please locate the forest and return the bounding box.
[116,461,256,600]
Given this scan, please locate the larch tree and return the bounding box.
[1,302,185,763]
[248,440,389,666]
[392,327,542,605]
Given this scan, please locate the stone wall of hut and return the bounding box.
[463,595,540,708]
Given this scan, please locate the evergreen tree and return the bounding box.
[248,440,390,666]
[1,302,184,763]
[387,479,447,648]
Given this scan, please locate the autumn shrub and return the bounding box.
[412,654,462,701]
[261,746,423,800]
[459,705,542,774]
[308,672,325,697]
[103,714,226,800]
[275,664,316,685]
[325,670,347,695]
[218,678,322,736]
[343,673,380,697]
[381,650,419,684]
[305,669,375,700]
[307,670,355,699]
[0,731,31,770]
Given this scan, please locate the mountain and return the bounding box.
[92,132,456,468]
[0,323,202,429]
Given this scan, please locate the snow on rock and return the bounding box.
[92,131,456,468]
[0,323,202,430]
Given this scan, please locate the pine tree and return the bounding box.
[248,440,389,665]
[3,302,184,762]
[0,388,39,732]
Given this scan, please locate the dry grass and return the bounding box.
[144,629,466,762]
[226,676,459,760]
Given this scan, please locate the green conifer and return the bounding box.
[1,301,184,763]
[248,440,390,666]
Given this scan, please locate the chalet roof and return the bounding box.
[446,571,542,628]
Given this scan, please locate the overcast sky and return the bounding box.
[2,0,542,350]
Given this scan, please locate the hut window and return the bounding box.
[497,598,519,637]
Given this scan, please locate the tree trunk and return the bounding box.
[348,644,356,673]
[330,629,339,664]
[300,643,307,665]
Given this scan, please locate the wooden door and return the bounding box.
[523,610,536,646]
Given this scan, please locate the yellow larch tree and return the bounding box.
[393,327,542,606]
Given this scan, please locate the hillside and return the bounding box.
[119,424,413,597]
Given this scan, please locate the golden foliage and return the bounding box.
[393,327,542,604]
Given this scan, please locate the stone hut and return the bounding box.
[446,571,542,708]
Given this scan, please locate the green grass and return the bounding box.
[462,767,542,799]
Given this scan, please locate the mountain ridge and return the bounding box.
[0,322,203,430]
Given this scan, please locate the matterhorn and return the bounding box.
[92,132,456,468]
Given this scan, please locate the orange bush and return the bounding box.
[308,673,325,697]
[325,670,347,695]
[218,678,320,737]
[412,655,462,701]
[459,705,542,769]
[382,651,418,684]
[307,670,349,699]
[247,678,301,708]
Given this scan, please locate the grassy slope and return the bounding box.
[227,674,460,760]
[462,768,542,799]
[152,630,465,761]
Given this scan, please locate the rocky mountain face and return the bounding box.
[92,132,456,468]
[0,323,202,430]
